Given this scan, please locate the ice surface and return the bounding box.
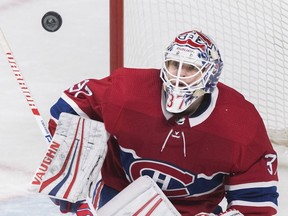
[0,0,108,215]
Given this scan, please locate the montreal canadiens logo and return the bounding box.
[129,160,195,198]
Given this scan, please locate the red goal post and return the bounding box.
[110,0,123,73]
[110,0,288,164]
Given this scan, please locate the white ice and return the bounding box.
[0,0,287,215]
[0,0,108,215]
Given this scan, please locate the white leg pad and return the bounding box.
[97,176,181,216]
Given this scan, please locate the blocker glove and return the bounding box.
[51,198,81,213]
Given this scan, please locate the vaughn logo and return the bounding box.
[31,141,60,187]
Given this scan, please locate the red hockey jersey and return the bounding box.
[49,68,278,215]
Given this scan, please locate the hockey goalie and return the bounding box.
[30,113,181,215]
[31,113,245,216]
[31,29,278,215]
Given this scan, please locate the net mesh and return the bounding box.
[123,0,288,134]
[122,0,288,164]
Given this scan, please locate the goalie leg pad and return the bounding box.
[30,112,108,203]
[97,176,181,216]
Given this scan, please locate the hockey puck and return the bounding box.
[41,11,62,32]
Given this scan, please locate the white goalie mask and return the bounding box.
[160,30,224,113]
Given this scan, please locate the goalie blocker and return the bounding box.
[30,112,108,203]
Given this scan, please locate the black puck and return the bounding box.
[42,11,62,32]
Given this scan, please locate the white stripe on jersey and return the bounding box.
[62,93,90,118]
[228,200,278,209]
[225,180,278,191]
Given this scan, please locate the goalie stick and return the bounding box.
[0,28,97,216]
[0,29,52,144]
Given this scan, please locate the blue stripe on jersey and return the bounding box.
[226,186,278,205]
[50,97,78,120]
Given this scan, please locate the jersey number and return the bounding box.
[69,80,92,97]
[167,93,184,110]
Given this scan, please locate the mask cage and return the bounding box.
[161,53,215,94]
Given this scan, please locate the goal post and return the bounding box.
[109,0,288,162]
[110,0,124,72]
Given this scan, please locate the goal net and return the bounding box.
[110,0,288,164]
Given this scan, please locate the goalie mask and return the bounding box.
[160,30,223,113]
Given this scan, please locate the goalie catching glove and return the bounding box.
[30,112,108,203]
